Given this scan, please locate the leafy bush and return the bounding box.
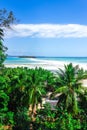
[0,66,87,129]
[57,111,81,130]
[13,108,30,130]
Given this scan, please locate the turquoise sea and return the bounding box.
[4,56,87,65]
[4,56,39,64]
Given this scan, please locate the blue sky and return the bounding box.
[1,0,87,56]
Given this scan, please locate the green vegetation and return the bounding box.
[52,63,86,115]
[0,8,16,68]
[0,66,86,130]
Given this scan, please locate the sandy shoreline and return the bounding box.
[4,57,87,71]
[4,61,87,71]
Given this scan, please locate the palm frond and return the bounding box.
[0,28,4,40]
[55,86,68,93]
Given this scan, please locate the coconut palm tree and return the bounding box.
[25,68,46,120]
[52,63,87,115]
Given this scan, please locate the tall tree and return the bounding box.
[52,63,87,115]
[0,9,16,67]
[27,69,46,120]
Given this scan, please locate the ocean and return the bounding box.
[4,56,87,65]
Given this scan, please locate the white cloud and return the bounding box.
[4,24,87,38]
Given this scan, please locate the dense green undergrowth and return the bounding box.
[0,65,87,130]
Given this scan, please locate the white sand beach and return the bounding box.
[5,59,87,71]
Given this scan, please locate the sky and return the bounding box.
[0,0,87,56]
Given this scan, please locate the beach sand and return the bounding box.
[5,60,87,71]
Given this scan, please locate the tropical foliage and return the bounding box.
[0,8,16,68]
[0,64,86,130]
[52,63,87,115]
[0,9,16,28]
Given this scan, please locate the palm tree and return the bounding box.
[25,68,46,120]
[52,63,87,115]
